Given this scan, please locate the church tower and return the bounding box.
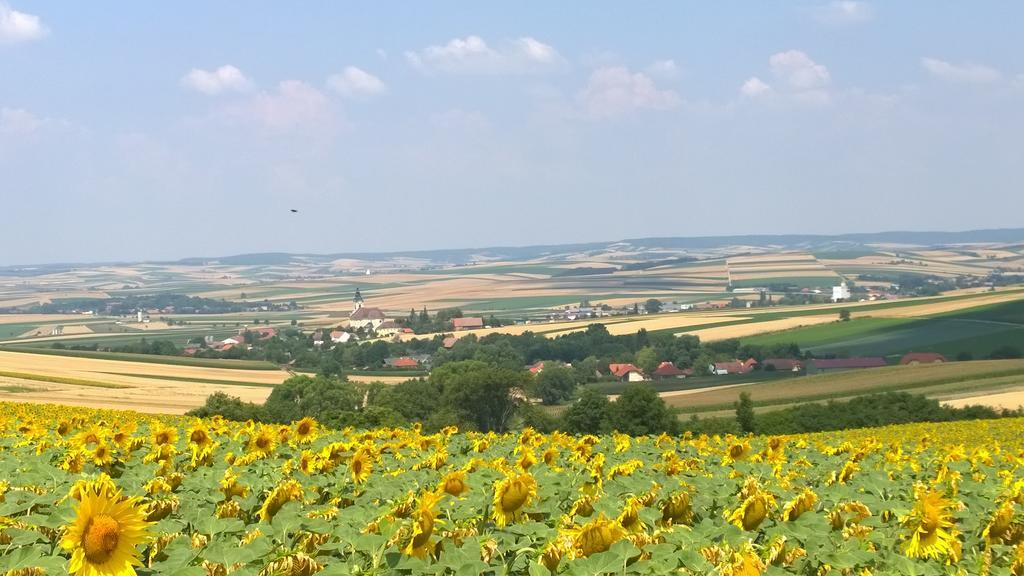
[353,288,364,311]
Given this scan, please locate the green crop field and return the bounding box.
[741,317,915,348]
[729,276,839,289]
[667,359,1024,414]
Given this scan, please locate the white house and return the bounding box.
[330,330,352,344]
[832,281,851,302]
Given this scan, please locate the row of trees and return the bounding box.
[687,391,1022,436]
[190,360,681,435]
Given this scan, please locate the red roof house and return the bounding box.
[653,361,689,378]
[527,361,547,374]
[386,356,421,369]
[609,363,646,382]
[442,336,458,349]
[899,352,947,365]
[452,317,484,331]
[712,358,758,375]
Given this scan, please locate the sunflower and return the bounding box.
[983,500,1021,546]
[661,490,694,526]
[722,440,751,465]
[403,490,444,558]
[150,425,177,448]
[246,426,277,459]
[900,486,961,562]
[439,470,468,497]
[186,422,213,451]
[568,514,627,558]
[76,426,106,447]
[727,479,776,531]
[350,448,373,485]
[492,472,537,527]
[86,443,115,468]
[293,417,319,444]
[258,479,304,523]
[782,488,818,522]
[61,484,151,576]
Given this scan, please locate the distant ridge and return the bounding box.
[175,227,1024,266]
[3,227,1023,270]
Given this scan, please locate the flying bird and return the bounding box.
[290,209,298,213]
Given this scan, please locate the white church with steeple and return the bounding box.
[348,288,386,330]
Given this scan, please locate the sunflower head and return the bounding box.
[440,470,468,497]
[350,449,374,485]
[900,486,961,562]
[403,490,444,558]
[492,472,537,527]
[569,514,627,558]
[61,483,152,576]
[294,417,319,443]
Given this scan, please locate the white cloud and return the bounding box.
[740,77,773,98]
[770,50,831,90]
[405,35,563,75]
[222,81,332,130]
[0,2,47,43]
[0,107,69,135]
[814,1,874,24]
[647,59,679,78]
[921,57,1001,84]
[0,107,40,133]
[327,66,387,98]
[181,65,253,95]
[577,66,680,119]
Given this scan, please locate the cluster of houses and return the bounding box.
[185,326,279,355]
[590,351,949,383]
[551,301,697,322]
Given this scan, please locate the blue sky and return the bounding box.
[1,1,1022,264]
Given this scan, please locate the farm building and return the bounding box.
[442,336,458,349]
[376,320,401,337]
[711,358,757,376]
[330,330,352,344]
[652,361,691,379]
[899,352,947,365]
[384,356,421,369]
[763,358,804,372]
[811,357,888,371]
[609,363,646,382]
[453,317,484,331]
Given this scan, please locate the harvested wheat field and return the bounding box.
[679,314,838,341]
[545,315,744,337]
[942,389,1024,411]
[0,350,288,387]
[0,374,272,414]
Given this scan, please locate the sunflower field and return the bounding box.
[2,402,1024,576]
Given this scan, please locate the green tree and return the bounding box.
[262,375,360,427]
[562,388,612,434]
[534,363,576,405]
[644,299,663,314]
[431,360,529,432]
[693,352,715,376]
[635,346,659,374]
[839,309,851,322]
[572,356,601,384]
[735,392,756,434]
[609,383,678,435]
